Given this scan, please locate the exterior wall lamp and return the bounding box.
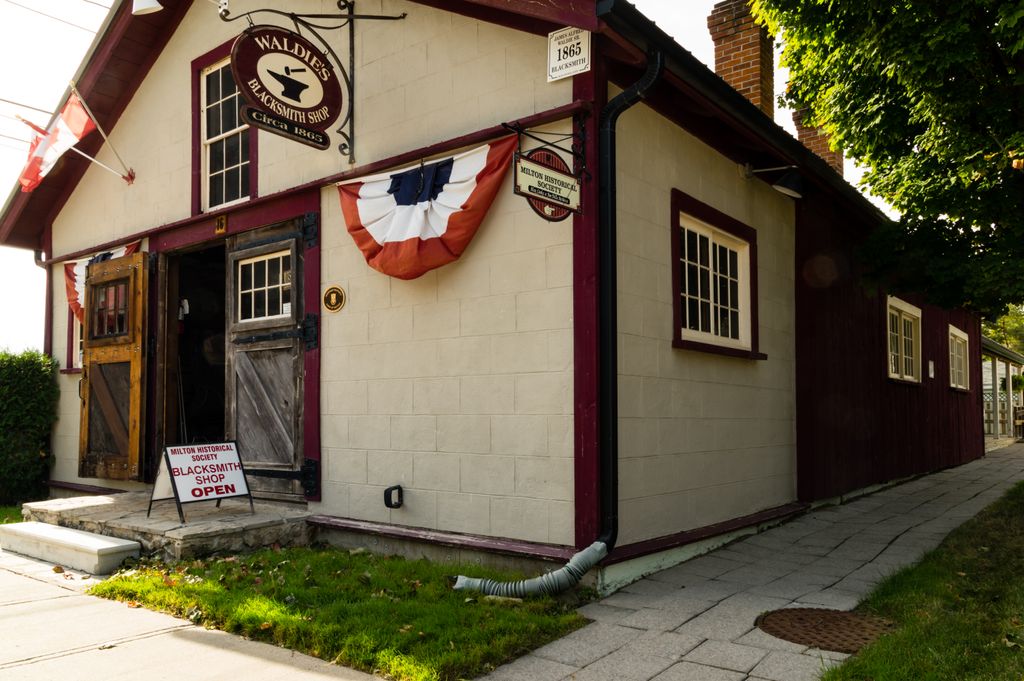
[743,163,804,199]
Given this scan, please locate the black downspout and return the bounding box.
[596,51,664,552]
[450,47,667,599]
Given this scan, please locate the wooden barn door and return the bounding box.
[79,251,148,480]
[225,222,306,500]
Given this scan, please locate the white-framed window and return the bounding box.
[201,59,249,210]
[949,325,969,389]
[237,250,292,322]
[887,296,921,382]
[678,213,752,349]
[73,317,83,368]
[66,310,84,370]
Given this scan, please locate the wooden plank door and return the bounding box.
[225,223,304,500]
[79,251,148,480]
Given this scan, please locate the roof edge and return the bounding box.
[596,0,890,226]
[982,336,1024,365]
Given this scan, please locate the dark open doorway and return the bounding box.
[173,244,226,444]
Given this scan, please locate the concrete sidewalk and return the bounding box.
[485,443,1024,681]
[0,551,374,681]
[4,444,1023,681]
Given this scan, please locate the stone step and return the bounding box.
[0,521,140,575]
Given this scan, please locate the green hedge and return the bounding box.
[0,350,59,505]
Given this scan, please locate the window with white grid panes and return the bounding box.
[202,59,249,210]
[237,251,292,322]
[678,214,751,349]
[949,325,969,389]
[887,296,921,382]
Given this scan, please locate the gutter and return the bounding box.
[596,0,889,226]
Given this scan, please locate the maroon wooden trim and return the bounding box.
[670,188,761,358]
[302,236,321,501]
[607,502,808,564]
[307,515,577,561]
[572,57,604,550]
[47,479,132,495]
[1,1,193,246]
[319,100,590,187]
[407,0,598,34]
[65,307,76,370]
[48,101,589,263]
[191,40,258,216]
[42,259,53,359]
[152,191,319,252]
[44,1,193,232]
[60,368,83,375]
[45,190,317,265]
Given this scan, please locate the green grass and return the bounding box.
[823,481,1024,681]
[90,547,588,681]
[0,506,21,523]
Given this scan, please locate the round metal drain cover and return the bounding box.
[756,608,893,654]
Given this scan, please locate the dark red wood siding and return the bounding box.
[794,195,984,502]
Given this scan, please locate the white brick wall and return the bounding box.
[615,101,797,545]
[315,121,576,545]
[43,0,574,537]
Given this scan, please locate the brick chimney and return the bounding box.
[708,0,774,118]
[793,108,844,176]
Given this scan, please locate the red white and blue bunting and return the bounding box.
[337,136,517,279]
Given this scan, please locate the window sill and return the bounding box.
[887,376,922,386]
[673,338,767,360]
[950,385,971,393]
[60,368,82,375]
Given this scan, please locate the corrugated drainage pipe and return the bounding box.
[452,541,608,597]
[453,50,665,597]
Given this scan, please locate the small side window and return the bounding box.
[671,189,762,359]
[949,325,969,389]
[887,296,921,382]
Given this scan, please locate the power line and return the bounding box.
[0,96,53,117]
[82,0,111,7]
[1,0,97,33]
[0,132,30,145]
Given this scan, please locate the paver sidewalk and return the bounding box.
[486,444,1024,681]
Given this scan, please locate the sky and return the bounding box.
[0,0,842,354]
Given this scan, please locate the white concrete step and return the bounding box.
[0,521,140,575]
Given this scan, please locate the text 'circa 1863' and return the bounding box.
[231,25,344,149]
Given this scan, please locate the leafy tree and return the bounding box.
[983,305,1024,354]
[751,0,1024,318]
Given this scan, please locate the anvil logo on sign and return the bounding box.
[231,25,344,148]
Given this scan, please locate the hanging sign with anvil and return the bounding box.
[231,25,344,150]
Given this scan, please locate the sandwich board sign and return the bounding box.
[148,442,254,523]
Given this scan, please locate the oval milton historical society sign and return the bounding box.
[231,25,344,146]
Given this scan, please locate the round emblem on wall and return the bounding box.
[231,26,344,133]
[323,285,346,312]
[523,148,573,222]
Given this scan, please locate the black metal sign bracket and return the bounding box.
[219,1,406,162]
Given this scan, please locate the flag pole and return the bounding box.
[66,146,133,183]
[69,81,135,183]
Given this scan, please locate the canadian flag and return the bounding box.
[18,93,96,192]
